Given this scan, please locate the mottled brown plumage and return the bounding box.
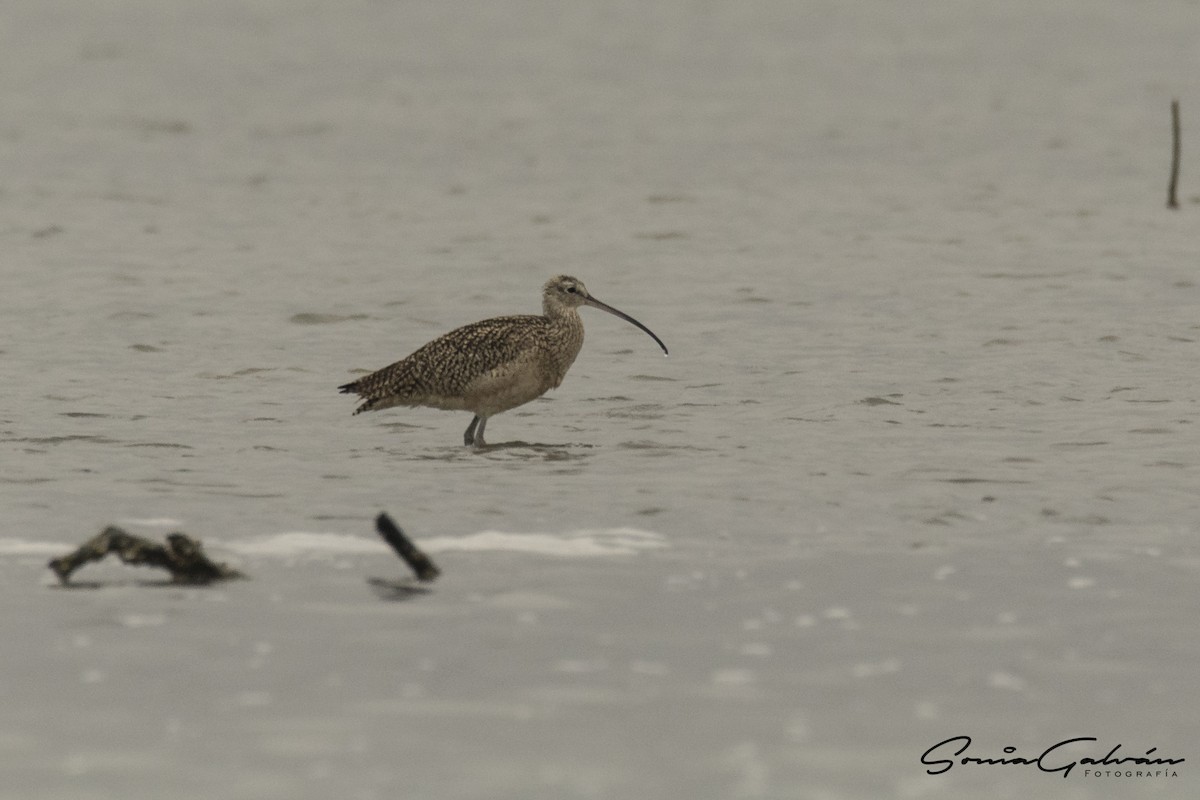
[339,275,667,447]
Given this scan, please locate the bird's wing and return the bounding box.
[343,315,549,403]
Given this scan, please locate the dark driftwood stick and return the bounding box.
[1168,99,1181,209]
[374,513,440,581]
[49,526,244,585]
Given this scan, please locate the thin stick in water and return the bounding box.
[374,513,441,581]
[1168,99,1181,209]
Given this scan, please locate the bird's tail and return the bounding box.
[340,380,384,415]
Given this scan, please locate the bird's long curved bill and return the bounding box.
[584,296,669,356]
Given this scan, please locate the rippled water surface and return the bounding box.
[2,1,1199,798]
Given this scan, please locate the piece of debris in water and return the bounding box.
[374,513,440,581]
[48,526,245,586]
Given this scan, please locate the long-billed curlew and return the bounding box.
[338,275,668,447]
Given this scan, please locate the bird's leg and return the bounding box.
[464,415,490,447]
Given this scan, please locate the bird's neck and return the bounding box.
[543,303,585,353]
[543,300,580,322]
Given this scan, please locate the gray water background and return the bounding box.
[1,1,1198,798]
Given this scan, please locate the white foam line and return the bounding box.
[0,538,71,556]
[229,532,389,557]
[1,529,668,561]
[227,528,667,558]
[421,530,665,557]
[119,517,185,528]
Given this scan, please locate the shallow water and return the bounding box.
[2,1,1198,798]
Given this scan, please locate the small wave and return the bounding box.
[0,519,185,555]
[230,532,389,556]
[228,528,667,558]
[119,517,185,528]
[289,313,369,325]
[422,528,667,557]
[0,538,71,556]
[2,529,668,562]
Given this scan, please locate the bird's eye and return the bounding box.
[565,285,577,294]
